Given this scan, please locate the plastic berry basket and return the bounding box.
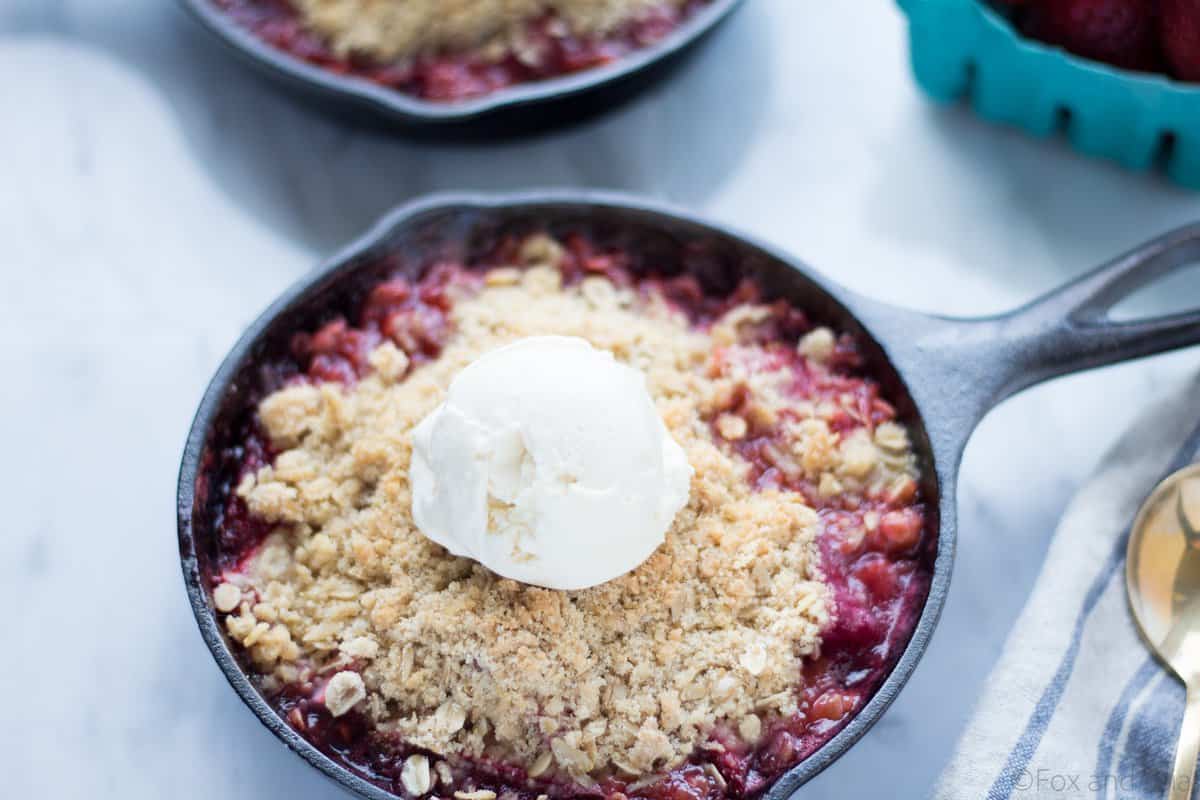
[896,0,1200,188]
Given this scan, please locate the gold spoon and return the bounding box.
[1128,462,1200,800]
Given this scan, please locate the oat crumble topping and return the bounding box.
[326,670,368,717]
[291,0,693,61]
[219,238,920,787]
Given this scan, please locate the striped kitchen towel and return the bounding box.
[937,377,1200,800]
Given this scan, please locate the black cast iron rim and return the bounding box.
[178,190,957,800]
[176,0,746,124]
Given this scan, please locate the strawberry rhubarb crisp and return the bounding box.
[209,0,712,101]
[209,232,933,800]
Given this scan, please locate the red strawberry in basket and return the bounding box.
[1022,0,1161,71]
[1161,0,1200,80]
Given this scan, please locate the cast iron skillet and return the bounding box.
[178,191,1200,800]
[177,0,745,130]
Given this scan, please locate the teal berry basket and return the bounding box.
[896,0,1200,188]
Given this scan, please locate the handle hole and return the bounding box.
[1109,260,1200,322]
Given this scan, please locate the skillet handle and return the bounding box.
[997,222,1200,396]
[867,224,1200,466]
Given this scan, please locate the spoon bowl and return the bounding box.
[1127,462,1200,798]
[1129,465,1200,681]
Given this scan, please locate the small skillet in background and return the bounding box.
[176,0,746,131]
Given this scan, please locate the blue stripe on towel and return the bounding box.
[1094,658,1159,796]
[1115,673,1183,797]
[986,535,1129,800]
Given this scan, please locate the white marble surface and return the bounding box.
[3,2,1200,798]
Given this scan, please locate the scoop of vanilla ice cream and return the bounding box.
[410,336,692,591]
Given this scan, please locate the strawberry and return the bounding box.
[1022,0,1162,71]
[876,508,924,554]
[852,555,899,600]
[1161,0,1200,80]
